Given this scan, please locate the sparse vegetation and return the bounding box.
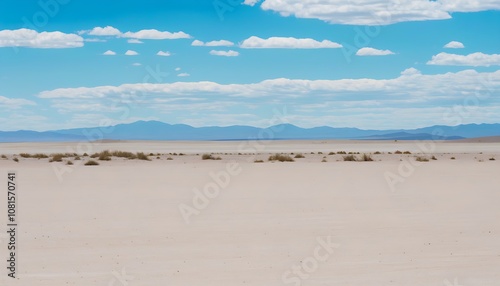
[49,154,64,162]
[328,152,335,155]
[74,156,81,160]
[416,156,429,162]
[201,154,221,160]
[254,160,264,163]
[343,155,357,161]
[451,157,456,160]
[489,157,496,161]
[98,150,112,161]
[13,158,19,162]
[337,151,347,154]
[395,150,403,154]
[321,159,327,162]
[360,154,373,161]
[66,161,74,165]
[83,153,89,157]
[111,151,137,159]
[431,155,437,160]
[167,157,173,160]
[318,152,323,154]
[136,152,151,161]
[374,151,382,155]
[19,153,31,158]
[268,154,294,162]
[1,154,7,159]
[84,160,99,166]
[294,153,305,158]
[33,153,49,159]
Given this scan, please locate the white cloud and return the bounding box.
[125,50,139,56]
[156,51,171,57]
[175,67,181,71]
[0,29,83,48]
[132,63,142,66]
[209,50,240,57]
[192,39,234,46]
[400,68,421,76]
[356,47,395,56]
[102,50,116,56]
[177,73,190,77]
[127,39,143,44]
[0,95,36,109]
[88,26,121,36]
[240,36,342,49]
[84,38,106,42]
[444,41,465,49]
[427,52,500,67]
[122,29,191,40]
[243,0,261,6]
[258,0,500,25]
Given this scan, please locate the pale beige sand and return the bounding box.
[0,141,499,285]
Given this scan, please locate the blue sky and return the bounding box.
[0,0,499,131]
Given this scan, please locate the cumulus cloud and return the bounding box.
[400,68,421,76]
[178,73,190,77]
[192,39,234,46]
[157,51,171,56]
[444,41,465,48]
[209,50,239,57]
[88,26,121,36]
[243,0,261,6]
[258,0,500,25]
[240,36,342,49]
[102,50,116,56]
[356,47,395,56]
[175,67,181,71]
[0,95,36,109]
[127,39,143,44]
[125,50,139,56]
[0,29,83,48]
[427,52,500,67]
[121,29,191,40]
[132,63,142,66]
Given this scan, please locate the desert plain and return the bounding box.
[0,139,499,285]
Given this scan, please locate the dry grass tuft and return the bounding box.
[294,153,305,158]
[84,160,99,166]
[136,152,151,161]
[343,155,357,161]
[268,154,294,162]
[360,154,373,161]
[416,156,429,162]
[254,160,264,163]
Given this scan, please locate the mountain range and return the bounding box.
[1,121,499,142]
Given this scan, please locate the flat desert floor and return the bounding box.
[0,140,499,285]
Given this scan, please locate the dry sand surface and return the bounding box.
[0,140,499,285]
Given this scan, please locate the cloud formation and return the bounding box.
[356,47,395,56]
[125,50,139,56]
[102,50,116,55]
[192,39,234,46]
[0,29,83,48]
[209,50,240,57]
[427,52,500,66]
[156,51,171,56]
[240,36,342,49]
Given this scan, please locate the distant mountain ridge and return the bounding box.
[0,121,499,142]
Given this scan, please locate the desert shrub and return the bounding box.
[416,156,429,162]
[111,151,137,159]
[167,157,173,160]
[451,157,456,160]
[328,152,335,155]
[337,151,347,154]
[343,155,357,161]
[83,153,89,157]
[489,157,496,161]
[202,153,213,160]
[98,150,112,161]
[318,152,323,154]
[360,154,373,161]
[1,154,7,159]
[294,153,305,158]
[90,153,99,158]
[149,153,154,156]
[33,153,49,159]
[156,156,160,159]
[74,156,81,160]
[374,151,382,155]
[254,160,264,163]
[403,151,412,154]
[268,154,294,162]
[321,159,327,162]
[431,155,437,160]
[179,153,185,156]
[395,150,403,154]
[49,154,64,162]
[13,158,19,162]
[84,160,99,166]
[136,152,151,161]
[19,153,31,158]
[66,161,74,165]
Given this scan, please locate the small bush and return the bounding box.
[33,153,49,159]
[13,158,19,162]
[360,154,373,161]
[49,154,64,162]
[431,155,437,160]
[374,151,382,155]
[1,154,7,159]
[403,151,412,154]
[156,156,160,159]
[268,154,294,162]
[20,153,31,158]
[337,151,347,154]
[167,157,173,160]
[74,156,81,160]
[321,159,327,162]
[83,153,89,157]
[395,150,403,154]
[202,153,213,160]
[294,153,305,158]
[343,155,357,161]
[66,161,73,165]
[136,152,151,161]
[254,160,264,163]
[328,152,335,155]
[84,160,99,166]
[179,153,185,156]
[98,150,112,161]
[111,151,136,159]
[451,157,456,160]
[416,156,429,162]
[489,157,496,161]
[149,153,154,156]
[318,152,323,154]
[90,153,99,158]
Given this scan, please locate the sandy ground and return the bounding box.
[0,140,499,285]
